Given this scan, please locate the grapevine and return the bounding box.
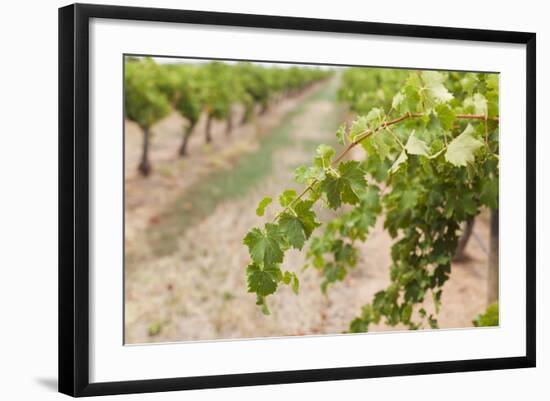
[124,58,171,176]
[124,57,332,175]
[243,68,499,331]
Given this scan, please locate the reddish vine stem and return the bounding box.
[273,112,499,221]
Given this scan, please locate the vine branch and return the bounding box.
[273,112,499,221]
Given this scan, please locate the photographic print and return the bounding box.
[60,4,536,395]
[123,56,500,344]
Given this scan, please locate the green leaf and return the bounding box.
[460,73,479,95]
[260,302,271,315]
[294,165,326,184]
[279,213,306,250]
[362,133,391,161]
[402,82,421,112]
[255,197,272,216]
[365,108,385,130]
[421,71,454,104]
[349,116,368,142]
[278,199,319,250]
[294,165,309,184]
[321,161,366,209]
[473,302,499,327]
[321,263,346,292]
[320,176,344,210]
[291,273,300,294]
[246,263,279,296]
[445,124,484,167]
[282,271,300,294]
[294,200,320,238]
[435,103,456,130]
[339,160,367,193]
[314,144,335,168]
[243,224,285,266]
[282,271,292,285]
[389,150,408,174]
[392,92,405,110]
[466,93,488,115]
[405,131,429,156]
[486,74,499,92]
[335,123,347,145]
[480,177,498,209]
[401,304,413,323]
[279,189,297,207]
[254,294,272,315]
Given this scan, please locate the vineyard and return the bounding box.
[124,57,498,343]
[125,57,332,175]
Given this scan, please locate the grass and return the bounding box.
[146,80,347,257]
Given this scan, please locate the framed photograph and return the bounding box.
[58,3,536,397]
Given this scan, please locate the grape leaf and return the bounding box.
[279,189,297,207]
[365,108,385,130]
[389,150,408,174]
[279,213,306,250]
[314,144,335,168]
[243,223,285,266]
[421,71,454,104]
[445,124,484,167]
[464,93,488,115]
[335,123,347,145]
[294,165,309,184]
[246,263,279,296]
[294,200,320,238]
[282,271,292,285]
[294,164,326,184]
[278,200,320,249]
[405,131,429,156]
[401,304,413,323]
[435,103,456,130]
[362,133,391,161]
[402,82,421,112]
[392,92,405,110]
[460,73,479,95]
[256,197,272,216]
[349,116,368,142]
[321,161,366,209]
[291,273,299,294]
[282,271,300,294]
[486,74,499,92]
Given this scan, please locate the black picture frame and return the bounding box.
[58,3,536,397]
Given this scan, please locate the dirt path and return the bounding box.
[124,77,491,344]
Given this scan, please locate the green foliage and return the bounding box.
[246,263,280,297]
[243,223,285,266]
[338,68,409,114]
[243,68,499,332]
[172,66,204,125]
[320,161,366,209]
[405,131,430,156]
[256,197,273,217]
[445,124,484,167]
[200,61,242,121]
[125,56,332,158]
[473,302,499,327]
[278,200,320,250]
[124,58,171,129]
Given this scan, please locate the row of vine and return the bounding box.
[124,57,332,176]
